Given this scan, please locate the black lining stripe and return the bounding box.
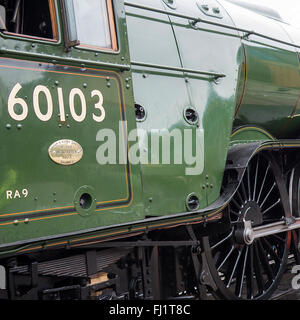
[0,208,75,223]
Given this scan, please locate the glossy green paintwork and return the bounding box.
[220,0,300,139]
[0,0,299,252]
[167,0,242,206]
[126,0,242,214]
[127,0,205,215]
[0,0,144,246]
[234,40,300,138]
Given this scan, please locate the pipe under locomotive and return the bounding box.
[0,0,299,300]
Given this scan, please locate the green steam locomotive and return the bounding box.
[0,0,299,300]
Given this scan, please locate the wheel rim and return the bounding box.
[205,153,289,300]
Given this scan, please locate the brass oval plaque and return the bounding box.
[48,139,83,166]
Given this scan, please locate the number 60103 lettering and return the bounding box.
[8,83,106,123]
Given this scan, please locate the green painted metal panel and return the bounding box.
[221,0,300,139]
[126,0,209,216]
[278,23,300,138]
[234,41,300,138]
[0,0,144,245]
[131,70,207,215]
[125,0,182,68]
[164,0,242,206]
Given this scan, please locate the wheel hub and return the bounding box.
[235,201,263,245]
[240,201,263,227]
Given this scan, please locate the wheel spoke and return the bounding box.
[217,246,235,271]
[211,228,234,250]
[253,156,259,201]
[256,163,270,203]
[235,246,248,297]
[230,202,240,218]
[246,245,254,299]
[257,239,274,281]
[241,180,248,202]
[236,190,245,206]
[247,165,251,200]
[230,210,240,217]
[262,198,281,215]
[253,242,265,295]
[226,248,243,288]
[231,197,241,209]
[259,182,276,208]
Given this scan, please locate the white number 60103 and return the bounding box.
[8,83,106,123]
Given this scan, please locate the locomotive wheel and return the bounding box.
[203,153,290,300]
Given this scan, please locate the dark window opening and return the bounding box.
[0,0,56,40]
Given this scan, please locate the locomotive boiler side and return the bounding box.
[219,0,300,140]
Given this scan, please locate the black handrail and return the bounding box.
[124,1,300,50]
